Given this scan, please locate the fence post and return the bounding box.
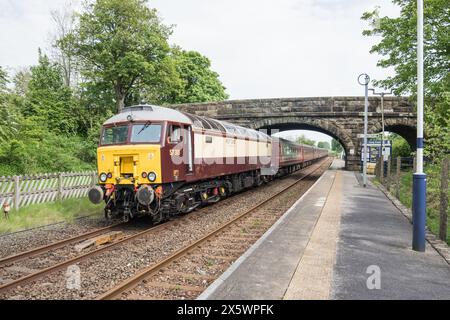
[375,158,380,180]
[386,156,391,189]
[396,157,401,199]
[13,176,20,211]
[57,172,63,201]
[439,157,449,242]
[379,156,384,184]
[91,172,97,186]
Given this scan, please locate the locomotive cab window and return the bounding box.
[101,125,128,145]
[130,123,162,143]
[168,125,182,144]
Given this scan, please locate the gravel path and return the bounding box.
[0,160,329,300]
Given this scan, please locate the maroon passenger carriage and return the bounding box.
[88,105,328,222]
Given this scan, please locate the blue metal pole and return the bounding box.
[412,0,426,252]
[412,173,426,251]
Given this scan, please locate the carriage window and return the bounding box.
[206,119,221,131]
[236,127,246,136]
[199,118,212,129]
[210,119,226,132]
[101,125,128,145]
[257,131,268,141]
[131,123,161,143]
[169,125,182,143]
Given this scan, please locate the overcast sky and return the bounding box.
[0,0,400,145]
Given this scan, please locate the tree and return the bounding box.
[0,67,20,143]
[50,3,79,87]
[63,0,174,112]
[25,50,77,135]
[12,68,31,97]
[424,91,450,160]
[331,138,343,153]
[317,141,330,150]
[296,134,315,146]
[391,133,412,159]
[170,48,228,103]
[362,0,450,159]
[361,0,449,96]
[0,67,7,93]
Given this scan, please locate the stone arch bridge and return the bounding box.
[171,97,416,171]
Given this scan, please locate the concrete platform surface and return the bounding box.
[199,159,450,300]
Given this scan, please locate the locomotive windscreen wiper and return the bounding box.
[136,121,151,135]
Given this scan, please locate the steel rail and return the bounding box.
[0,222,168,294]
[0,222,125,266]
[98,159,331,300]
[0,158,329,297]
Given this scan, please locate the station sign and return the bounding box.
[357,133,380,138]
[360,138,392,162]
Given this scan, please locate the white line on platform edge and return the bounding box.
[197,169,332,300]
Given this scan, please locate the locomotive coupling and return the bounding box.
[88,186,104,204]
[136,185,155,206]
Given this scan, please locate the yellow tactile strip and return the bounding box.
[283,170,343,300]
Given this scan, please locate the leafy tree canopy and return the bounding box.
[0,66,8,93]
[0,0,229,175]
[296,134,316,146]
[331,138,344,153]
[0,67,20,142]
[362,0,449,159]
[317,141,331,150]
[170,47,228,103]
[62,0,173,112]
[390,133,412,158]
[26,50,77,135]
[362,0,449,97]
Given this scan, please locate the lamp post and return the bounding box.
[358,73,370,187]
[369,89,392,182]
[412,0,426,252]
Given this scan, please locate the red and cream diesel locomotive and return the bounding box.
[88,105,328,222]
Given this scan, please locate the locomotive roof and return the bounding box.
[104,104,270,140]
[104,105,193,125]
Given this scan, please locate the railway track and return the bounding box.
[0,158,329,299]
[0,220,167,293]
[98,159,331,300]
[0,222,124,266]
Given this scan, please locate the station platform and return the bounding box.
[199,159,450,300]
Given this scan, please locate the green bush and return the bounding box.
[394,163,450,245]
[0,118,95,175]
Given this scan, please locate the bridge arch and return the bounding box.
[172,96,415,170]
[369,118,416,151]
[251,117,355,169]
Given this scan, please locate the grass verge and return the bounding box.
[0,197,102,234]
[381,163,449,245]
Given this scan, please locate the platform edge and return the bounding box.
[197,170,332,300]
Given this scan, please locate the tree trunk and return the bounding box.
[115,87,126,113]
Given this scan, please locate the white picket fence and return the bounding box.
[0,171,97,210]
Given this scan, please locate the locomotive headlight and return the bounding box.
[99,172,107,182]
[148,172,157,182]
[141,172,148,179]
